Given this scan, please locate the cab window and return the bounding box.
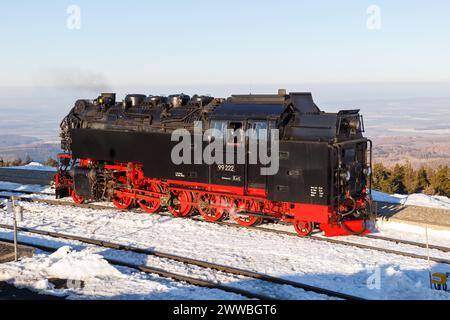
[249,121,268,141]
[227,122,244,145]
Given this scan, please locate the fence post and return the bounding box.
[10,196,19,262]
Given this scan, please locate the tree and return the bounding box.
[430,165,450,197]
[372,163,395,193]
[11,158,22,166]
[389,163,406,194]
[403,161,419,194]
[44,158,59,167]
[24,155,33,164]
[416,166,429,193]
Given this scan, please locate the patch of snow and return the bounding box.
[0,181,52,193]
[5,162,56,172]
[46,246,122,281]
[0,181,53,209]
[372,190,450,210]
[376,220,450,248]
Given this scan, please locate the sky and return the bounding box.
[1,1,450,97]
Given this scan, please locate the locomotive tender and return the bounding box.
[55,90,375,237]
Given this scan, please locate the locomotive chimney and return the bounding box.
[101,93,116,104]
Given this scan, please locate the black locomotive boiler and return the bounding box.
[55,90,375,237]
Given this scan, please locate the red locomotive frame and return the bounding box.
[55,154,371,237]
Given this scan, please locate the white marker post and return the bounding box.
[9,196,23,262]
[424,223,432,289]
[7,197,18,261]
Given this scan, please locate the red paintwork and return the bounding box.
[289,203,332,224]
[320,220,369,237]
[57,153,72,160]
[71,189,85,204]
[55,155,371,237]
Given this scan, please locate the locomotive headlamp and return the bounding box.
[348,118,360,130]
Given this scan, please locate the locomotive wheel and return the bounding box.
[168,190,194,217]
[233,200,263,227]
[198,194,228,222]
[113,193,133,209]
[340,219,367,235]
[71,190,85,205]
[294,221,314,237]
[112,177,133,210]
[138,183,162,214]
[234,215,263,227]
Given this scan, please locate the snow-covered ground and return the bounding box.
[372,190,450,210]
[3,162,56,172]
[0,181,53,194]
[0,181,449,300]
[0,199,449,300]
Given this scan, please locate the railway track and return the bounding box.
[1,191,450,265]
[0,224,361,300]
[0,235,270,300]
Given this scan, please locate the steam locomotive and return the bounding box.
[55,90,375,237]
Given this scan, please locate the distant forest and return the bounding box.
[0,157,449,198]
[372,162,449,197]
[0,156,58,168]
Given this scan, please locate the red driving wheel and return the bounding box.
[198,194,228,222]
[168,190,194,217]
[233,200,263,227]
[294,221,314,237]
[112,177,134,209]
[71,189,85,205]
[138,183,162,214]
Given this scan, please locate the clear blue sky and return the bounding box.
[1,0,450,88]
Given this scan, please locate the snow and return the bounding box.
[45,246,122,281]
[4,162,56,172]
[0,181,52,209]
[375,220,450,248]
[0,232,333,300]
[0,181,53,193]
[1,200,449,300]
[372,190,450,210]
[0,182,449,299]
[0,245,247,300]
